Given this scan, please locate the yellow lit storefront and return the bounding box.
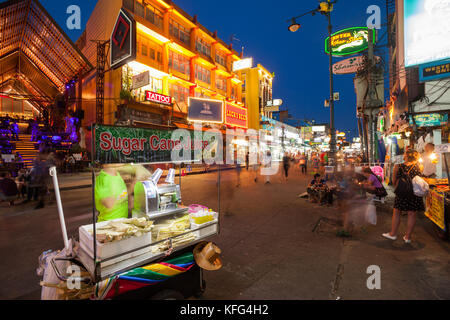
[77,0,245,129]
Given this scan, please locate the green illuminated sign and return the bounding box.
[325,27,375,56]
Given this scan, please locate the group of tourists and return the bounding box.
[303,146,433,243]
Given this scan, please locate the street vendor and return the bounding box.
[421,143,438,178]
[95,163,151,222]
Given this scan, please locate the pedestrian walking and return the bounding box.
[383,149,424,244]
[245,152,249,171]
[299,153,307,175]
[263,150,272,184]
[282,152,290,181]
[11,121,19,141]
[312,154,320,174]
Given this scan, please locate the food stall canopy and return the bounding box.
[0,0,93,109]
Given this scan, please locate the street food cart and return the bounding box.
[38,124,222,299]
[423,143,450,240]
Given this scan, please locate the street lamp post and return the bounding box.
[288,0,337,165]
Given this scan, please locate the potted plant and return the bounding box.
[120,89,132,104]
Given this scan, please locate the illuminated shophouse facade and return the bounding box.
[76,0,247,131]
[240,64,274,131]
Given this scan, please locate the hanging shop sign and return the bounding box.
[187,97,223,123]
[419,60,450,82]
[232,58,253,72]
[132,71,150,90]
[325,27,375,56]
[409,113,448,127]
[266,99,283,107]
[264,106,280,112]
[404,0,450,67]
[111,9,136,70]
[93,124,211,164]
[312,125,326,132]
[425,189,446,231]
[435,144,450,154]
[332,55,381,74]
[225,103,248,129]
[116,105,163,125]
[145,91,172,105]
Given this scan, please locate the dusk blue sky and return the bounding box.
[37,0,388,139]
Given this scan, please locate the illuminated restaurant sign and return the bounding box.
[225,103,248,129]
[145,91,172,105]
[325,27,375,56]
[410,113,448,127]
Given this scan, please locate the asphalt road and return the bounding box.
[1,167,449,300]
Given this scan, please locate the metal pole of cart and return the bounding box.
[443,153,450,236]
[218,164,221,219]
[49,166,69,252]
[91,124,98,281]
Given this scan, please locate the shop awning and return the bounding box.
[0,0,93,109]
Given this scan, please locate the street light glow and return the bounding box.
[288,19,301,32]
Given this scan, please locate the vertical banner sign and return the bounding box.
[425,189,446,231]
[111,9,136,69]
[93,124,210,164]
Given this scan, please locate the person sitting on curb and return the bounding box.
[307,173,326,203]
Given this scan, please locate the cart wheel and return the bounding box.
[194,280,206,298]
[150,289,184,300]
[434,225,449,241]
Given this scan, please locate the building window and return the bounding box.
[216,75,227,92]
[123,0,134,12]
[169,19,190,46]
[133,0,163,29]
[195,64,211,84]
[231,85,237,100]
[169,51,190,75]
[145,3,163,29]
[137,36,163,66]
[141,44,148,56]
[196,37,211,57]
[170,83,189,104]
[215,52,226,67]
[135,0,145,17]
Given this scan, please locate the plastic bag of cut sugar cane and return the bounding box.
[365,201,377,226]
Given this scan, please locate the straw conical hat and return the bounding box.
[193,242,223,271]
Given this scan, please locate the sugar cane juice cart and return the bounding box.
[40,124,222,299]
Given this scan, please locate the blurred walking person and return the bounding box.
[299,153,307,175]
[282,152,291,181]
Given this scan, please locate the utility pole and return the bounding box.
[366,28,377,163]
[92,40,109,125]
[327,11,336,165]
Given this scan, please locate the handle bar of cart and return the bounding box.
[50,255,93,284]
